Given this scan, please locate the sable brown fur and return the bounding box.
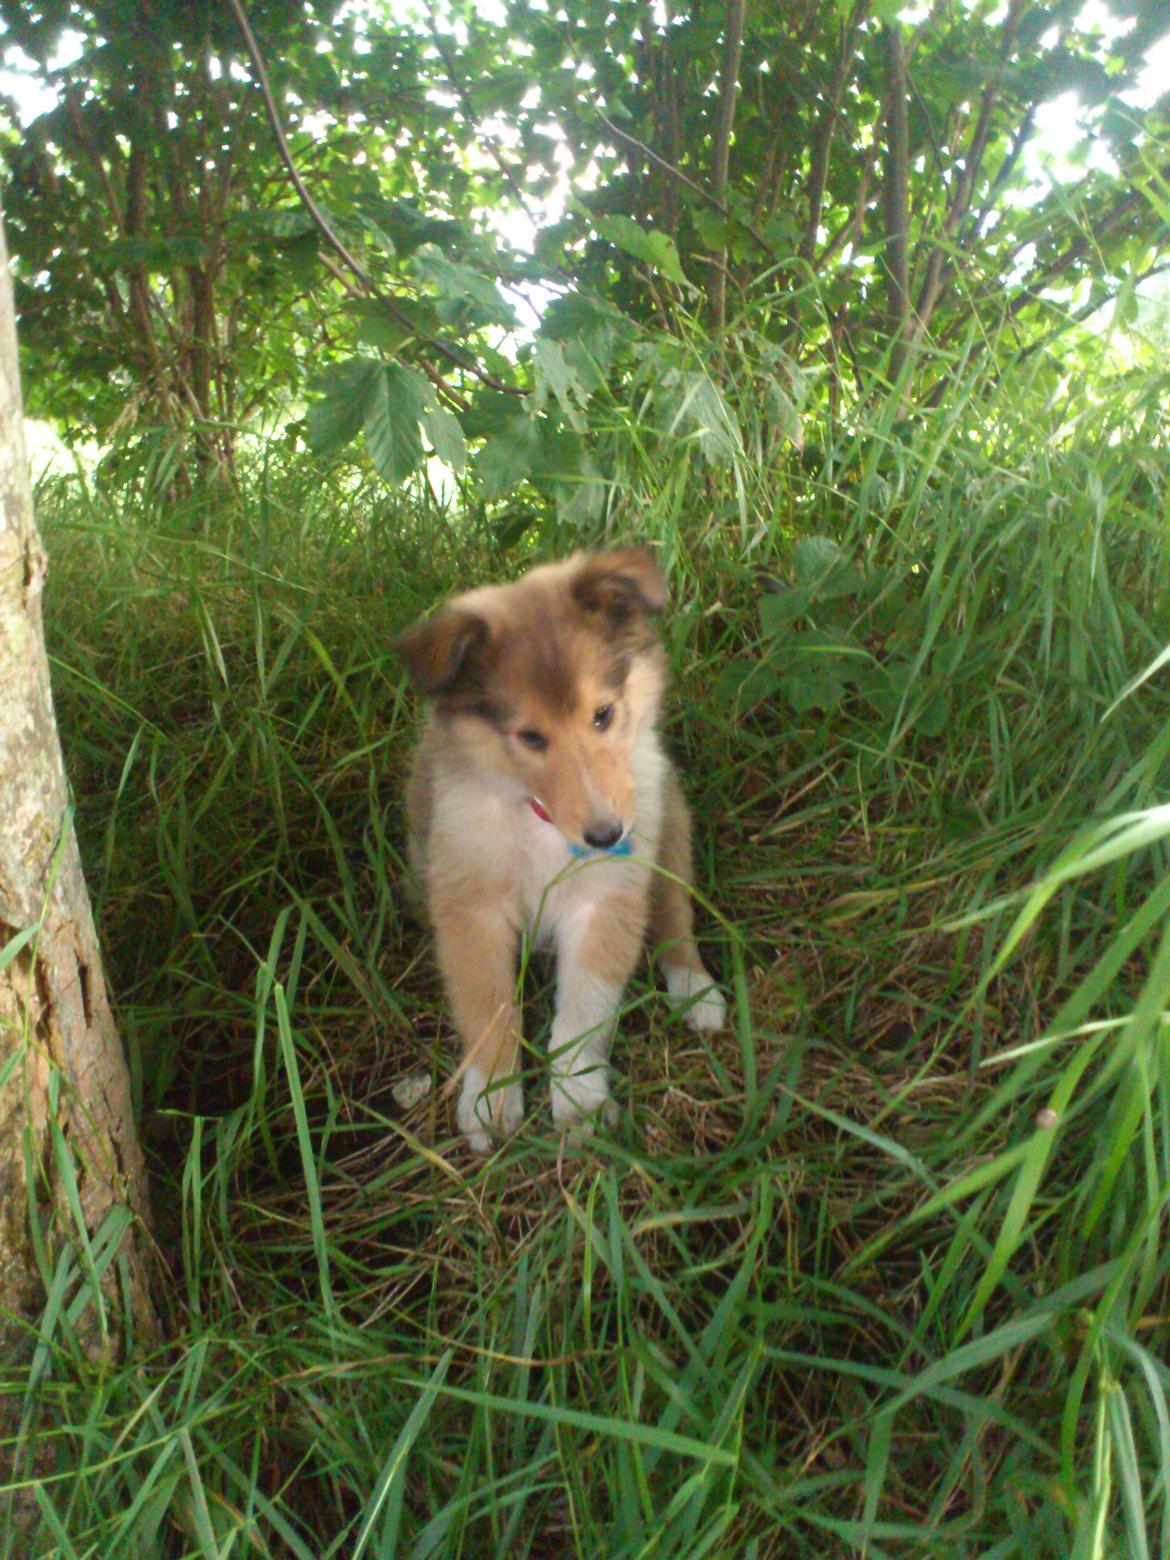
[399,547,724,1150]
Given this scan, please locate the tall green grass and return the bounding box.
[3,319,1170,1557]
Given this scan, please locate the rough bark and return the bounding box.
[0,199,152,1370]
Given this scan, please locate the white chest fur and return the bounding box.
[427,726,667,954]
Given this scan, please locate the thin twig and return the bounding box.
[562,23,769,256]
[226,0,523,398]
[423,5,539,222]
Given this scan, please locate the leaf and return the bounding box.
[593,214,687,284]
[760,586,812,635]
[764,627,870,716]
[352,1350,453,1560]
[306,358,380,457]
[474,413,543,500]
[665,372,742,463]
[412,244,516,328]
[855,660,913,720]
[422,405,466,473]
[548,440,606,527]
[692,206,736,251]
[461,389,525,441]
[0,924,38,973]
[915,687,951,738]
[346,301,413,356]
[374,201,465,257]
[792,535,863,599]
[530,424,585,483]
[533,338,590,430]
[793,534,845,581]
[713,658,784,709]
[91,234,209,274]
[781,664,847,713]
[237,207,316,242]
[540,292,634,388]
[363,364,429,484]
[556,472,605,527]
[766,381,804,450]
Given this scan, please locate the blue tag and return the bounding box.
[568,836,632,859]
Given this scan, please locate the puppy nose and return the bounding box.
[583,818,624,850]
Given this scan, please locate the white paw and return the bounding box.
[456,1066,524,1153]
[664,966,726,1032]
[550,1066,617,1134]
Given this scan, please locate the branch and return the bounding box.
[578,83,770,253]
[708,0,746,329]
[226,0,522,399]
[974,116,1037,243]
[1014,257,1170,364]
[882,23,910,376]
[423,7,540,222]
[816,124,880,270]
[922,256,1170,408]
[62,88,125,234]
[937,179,1159,348]
[800,4,865,263]
[909,0,1029,343]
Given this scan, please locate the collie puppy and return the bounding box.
[399,546,725,1151]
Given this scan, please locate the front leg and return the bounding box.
[549,896,646,1133]
[432,895,524,1153]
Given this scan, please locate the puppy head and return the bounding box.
[399,547,669,850]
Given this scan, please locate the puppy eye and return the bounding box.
[517,729,548,752]
[593,705,614,732]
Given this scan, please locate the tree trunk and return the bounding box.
[0,198,151,1373]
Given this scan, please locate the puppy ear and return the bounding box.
[571,546,667,625]
[397,607,490,696]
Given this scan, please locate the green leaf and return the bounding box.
[713,658,784,709]
[352,1350,453,1560]
[306,358,380,456]
[593,214,687,284]
[412,244,516,328]
[474,413,543,500]
[363,364,429,484]
[346,301,414,356]
[374,201,465,257]
[540,292,634,388]
[664,371,742,462]
[237,207,316,242]
[764,627,870,715]
[914,687,951,738]
[781,663,847,713]
[760,586,812,635]
[692,206,736,251]
[766,381,804,450]
[91,234,209,274]
[462,389,525,441]
[548,439,606,526]
[422,405,466,473]
[792,535,863,599]
[530,424,585,483]
[533,338,590,430]
[0,924,38,973]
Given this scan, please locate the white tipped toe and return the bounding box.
[664,966,726,1032]
[456,1065,524,1153]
